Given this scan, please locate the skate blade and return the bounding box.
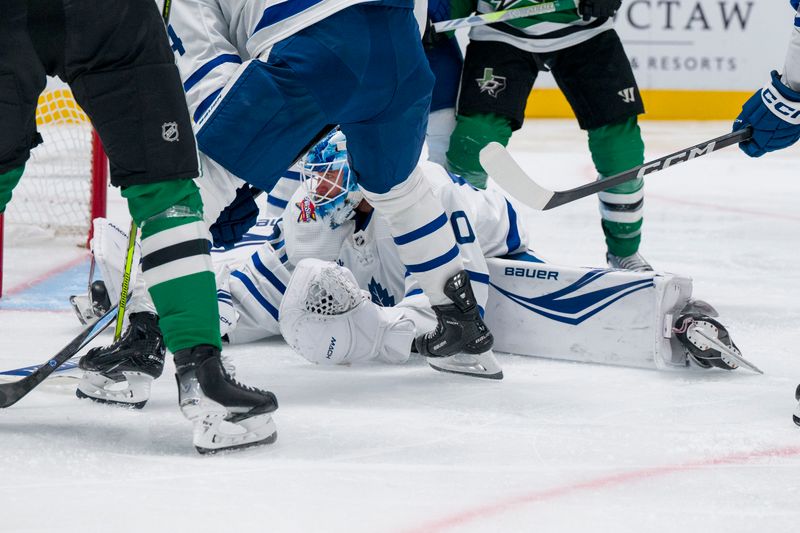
[193,414,278,455]
[427,351,503,380]
[692,328,763,375]
[75,371,152,409]
[195,430,278,455]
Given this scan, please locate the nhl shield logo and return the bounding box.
[296,197,317,223]
[161,122,179,142]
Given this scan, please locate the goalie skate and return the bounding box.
[175,345,278,455]
[76,312,165,408]
[794,384,800,427]
[416,270,502,380]
[70,280,112,326]
[673,314,763,374]
[793,384,800,427]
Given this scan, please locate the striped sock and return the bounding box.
[141,215,220,352]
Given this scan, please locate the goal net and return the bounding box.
[0,82,108,296]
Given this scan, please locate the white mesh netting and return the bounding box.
[4,86,96,245]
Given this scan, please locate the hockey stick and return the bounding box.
[433,0,576,32]
[114,220,138,340]
[0,305,118,407]
[479,127,753,211]
[0,217,137,404]
[0,359,81,379]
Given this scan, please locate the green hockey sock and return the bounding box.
[123,179,221,352]
[446,113,513,189]
[588,117,646,258]
[0,165,25,214]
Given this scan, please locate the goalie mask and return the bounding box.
[299,129,364,229]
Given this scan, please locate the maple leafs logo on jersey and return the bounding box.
[368,278,395,307]
[295,197,317,223]
[476,68,506,98]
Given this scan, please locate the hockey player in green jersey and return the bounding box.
[445,0,651,271]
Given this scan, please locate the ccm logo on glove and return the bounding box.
[762,86,800,124]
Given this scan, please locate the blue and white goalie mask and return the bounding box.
[299,130,364,229]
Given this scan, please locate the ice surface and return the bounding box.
[1,121,799,533]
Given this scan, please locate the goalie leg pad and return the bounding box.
[279,259,416,365]
[484,257,694,370]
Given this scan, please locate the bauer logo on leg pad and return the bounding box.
[504,267,558,280]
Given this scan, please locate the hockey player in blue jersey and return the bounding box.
[163,0,497,381]
[732,0,800,424]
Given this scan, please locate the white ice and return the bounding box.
[1,120,799,533]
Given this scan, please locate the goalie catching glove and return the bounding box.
[279,258,416,365]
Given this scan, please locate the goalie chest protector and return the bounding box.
[484,257,693,370]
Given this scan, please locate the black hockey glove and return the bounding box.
[209,185,260,250]
[578,0,621,20]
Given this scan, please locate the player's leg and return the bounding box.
[0,0,46,213]
[548,29,648,270]
[424,30,463,165]
[446,40,536,189]
[339,6,500,377]
[55,0,276,450]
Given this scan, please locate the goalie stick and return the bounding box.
[433,0,576,32]
[0,305,118,407]
[479,127,753,211]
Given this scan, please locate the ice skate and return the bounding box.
[606,251,653,272]
[673,314,762,374]
[794,385,800,427]
[70,280,112,325]
[76,312,165,408]
[174,345,278,454]
[416,270,502,380]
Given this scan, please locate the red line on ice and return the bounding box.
[2,253,88,297]
[402,445,800,533]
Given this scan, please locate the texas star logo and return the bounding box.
[296,197,317,223]
[476,68,506,98]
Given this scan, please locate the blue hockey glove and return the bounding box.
[578,0,621,21]
[734,70,800,157]
[209,185,259,250]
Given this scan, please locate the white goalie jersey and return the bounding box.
[210,159,529,347]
